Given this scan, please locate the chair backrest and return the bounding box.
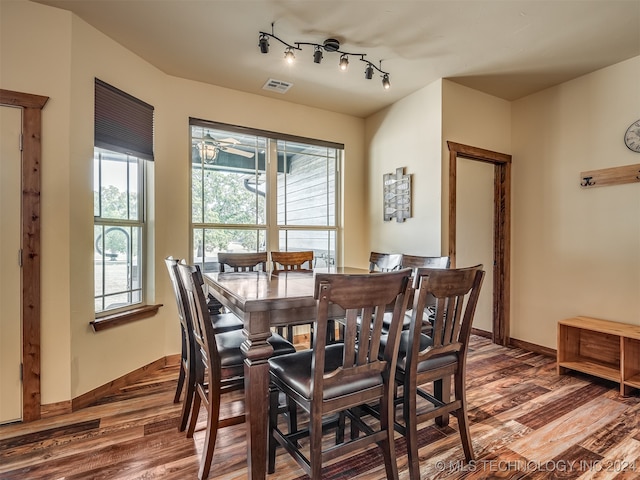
[177,263,222,377]
[408,265,484,365]
[369,251,403,272]
[401,255,450,270]
[218,251,268,272]
[271,250,314,273]
[311,268,412,401]
[164,256,192,341]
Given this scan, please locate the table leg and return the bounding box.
[240,311,274,480]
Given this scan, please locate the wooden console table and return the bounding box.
[558,316,640,396]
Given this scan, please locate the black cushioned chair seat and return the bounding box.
[211,312,244,334]
[380,331,433,367]
[380,331,455,372]
[217,330,296,375]
[269,344,384,401]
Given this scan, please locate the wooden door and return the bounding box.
[0,105,22,423]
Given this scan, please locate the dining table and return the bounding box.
[203,266,369,480]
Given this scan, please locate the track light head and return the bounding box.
[313,47,323,64]
[284,47,295,64]
[365,64,374,80]
[339,54,349,71]
[259,34,269,54]
[382,73,391,90]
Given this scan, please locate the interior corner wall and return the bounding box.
[2,0,366,402]
[511,56,640,349]
[364,80,443,260]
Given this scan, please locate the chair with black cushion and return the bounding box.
[164,256,197,432]
[177,262,297,480]
[382,255,451,335]
[218,251,268,272]
[267,268,412,480]
[271,250,315,342]
[395,265,484,480]
[369,251,403,272]
[271,250,314,273]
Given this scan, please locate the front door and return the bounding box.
[0,104,23,424]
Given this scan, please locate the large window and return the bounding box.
[94,79,153,315]
[190,120,341,272]
[94,150,144,312]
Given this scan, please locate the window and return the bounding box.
[94,79,153,315]
[190,120,341,272]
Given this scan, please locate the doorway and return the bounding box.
[447,141,511,346]
[1,105,22,424]
[0,89,48,422]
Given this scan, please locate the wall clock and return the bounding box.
[624,119,640,152]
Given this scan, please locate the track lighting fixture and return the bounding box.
[259,34,269,54]
[284,47,295,64]
[364,63,374,80]
[339,54,349,71]
[313,46,323,64]
[258,23,391,90]
[382,73,391,90]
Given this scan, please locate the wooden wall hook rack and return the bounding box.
[579,163,640,188]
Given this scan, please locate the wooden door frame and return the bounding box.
[447,141,511,346]
[1,89,49,421]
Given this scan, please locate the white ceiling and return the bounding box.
[32,0,640,118]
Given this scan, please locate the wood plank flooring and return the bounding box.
[2,335,640,479]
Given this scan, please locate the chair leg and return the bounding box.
[380,394,400,480]
[404,380,421,480]
[178,373,195,432]
[199,390,221,480]
[186,391,201,438]
[434,377,451,427]
[454,373,474,462]
[174,361,186,404]
[268,387,280,474]
[309,412,324,479]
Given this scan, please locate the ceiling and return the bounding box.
[32,0,640,118]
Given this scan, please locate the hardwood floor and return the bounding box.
[2,335,640,479]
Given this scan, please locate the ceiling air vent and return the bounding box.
[262,78,292,94]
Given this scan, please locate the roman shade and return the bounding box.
[95,78,154,160]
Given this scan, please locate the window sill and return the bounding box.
[90,304,163,332]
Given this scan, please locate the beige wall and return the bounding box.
[365,80,444,260]
[511,56,640,349]
[1,0,366,402]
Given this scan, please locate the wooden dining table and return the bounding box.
[203,266,368,480]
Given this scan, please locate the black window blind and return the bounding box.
[95,79,154,160]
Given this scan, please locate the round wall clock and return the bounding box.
[624,119,640,152]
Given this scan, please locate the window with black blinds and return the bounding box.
[94,79,154,161]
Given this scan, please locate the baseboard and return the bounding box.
[71,356,174,412]
[509,337,556,358]
[471,327,556,358]
[40,400,72,418]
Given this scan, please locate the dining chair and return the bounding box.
[165,256,249,434]
[217,251,267,272]
[395,265,484,480]
[270,250,314,272]
[267,268,413,480]
[164,257,197,431]
[271,250,315,342]
[177,262,297,480]
[369,251,403,272]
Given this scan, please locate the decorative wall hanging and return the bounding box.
[579,163,640,188]
[383,167,411,222]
